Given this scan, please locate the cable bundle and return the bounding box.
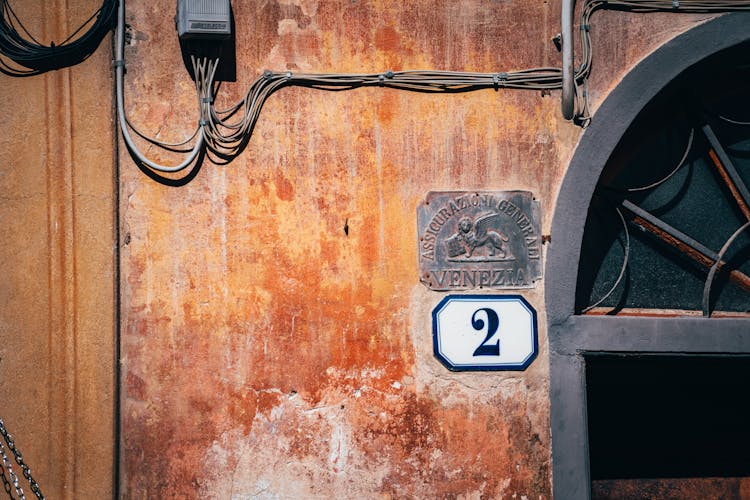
[115,0,750,179]
[590,0,750,11]
[572,0,750,122]
[199,67,565,163]
[578,0,750,81]
[0,0,116,76]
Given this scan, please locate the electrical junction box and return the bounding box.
[176,0,232,39]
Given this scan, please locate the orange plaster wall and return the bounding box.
[117,2,712,498]
[120,2,559,497]
[0,0,713,498]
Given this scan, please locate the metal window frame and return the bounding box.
[545,13,750,499]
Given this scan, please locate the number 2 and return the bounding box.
[471,307,500,357]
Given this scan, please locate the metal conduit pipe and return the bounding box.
[561,0,576,120]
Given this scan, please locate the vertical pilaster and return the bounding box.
[0,1,115,498]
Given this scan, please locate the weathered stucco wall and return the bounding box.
[0,0,715,498]
[120,2,559,497]
[118,2,710,498]
[0,1,116,498]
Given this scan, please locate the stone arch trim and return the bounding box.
[545,12,750,499]
[545,12,750,324]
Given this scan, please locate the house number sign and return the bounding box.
[417,191,542,290]
[432,295,538,371]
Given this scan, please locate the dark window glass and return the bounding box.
[576,48,750,314]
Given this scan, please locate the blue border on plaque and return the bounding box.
[431,294,538,371]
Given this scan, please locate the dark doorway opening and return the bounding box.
[586,354,750,479]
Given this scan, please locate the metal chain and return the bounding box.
[0,420,43,500]
[0,439,22,499]
[0,462,13,497]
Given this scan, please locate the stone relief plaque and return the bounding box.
[417,191,542,290]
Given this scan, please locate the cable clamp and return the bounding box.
[493,72,508,90]
[112,59,125,68]
[199,119,208,126]
[263,69,273,79]
[672,0,679,8]
[286,71,292,80]
[580,24,590,32]
[202,97,213,103]
[379,71,395,86]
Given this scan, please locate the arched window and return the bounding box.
[547,13,750,499]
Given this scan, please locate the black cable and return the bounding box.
[0,0,117,77]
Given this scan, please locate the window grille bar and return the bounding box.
[702,123,750,221]
[621,199,750,292]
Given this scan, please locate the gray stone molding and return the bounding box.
[545,13,750,499]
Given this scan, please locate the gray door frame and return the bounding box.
[545,13,750,499]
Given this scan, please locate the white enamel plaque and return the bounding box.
[432,295,538,371]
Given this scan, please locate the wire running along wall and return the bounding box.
[2,0,750,179]
[113,0,750,181]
